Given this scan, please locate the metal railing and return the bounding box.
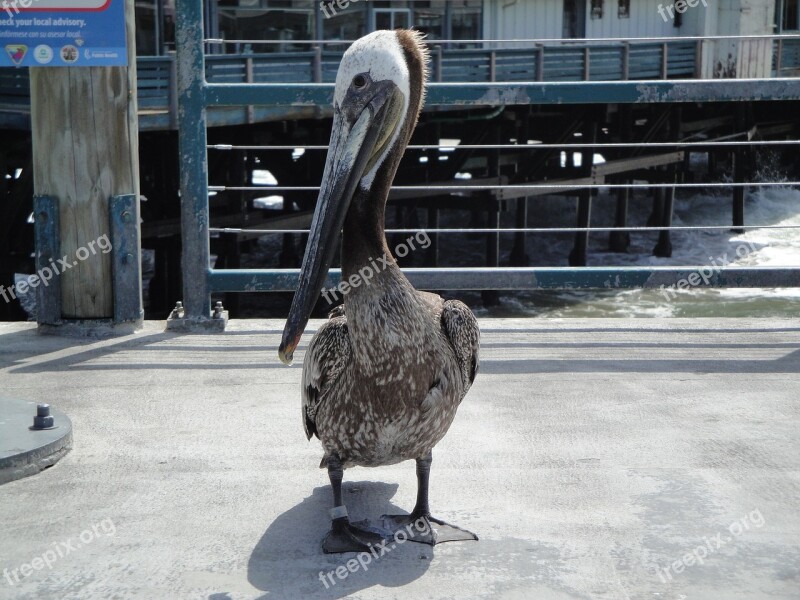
[173,0,800,324]
[2,34,800,131]
[201,39,700,83]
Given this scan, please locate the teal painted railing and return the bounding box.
[170,0,800,323]
[3,37,800,131]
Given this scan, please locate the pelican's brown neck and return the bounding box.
[341,30,428,281]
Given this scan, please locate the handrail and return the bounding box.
[3,37,800,132]
[205,33,800,45]
[210,224,800,235]
[169,0,800,325]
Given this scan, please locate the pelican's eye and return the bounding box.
[352,74,368,90]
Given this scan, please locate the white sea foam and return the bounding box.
[440,178,800,318]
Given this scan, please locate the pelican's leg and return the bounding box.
[381,450,478,546]
[322,453,390,554]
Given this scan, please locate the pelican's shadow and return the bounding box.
[246,481,433,599]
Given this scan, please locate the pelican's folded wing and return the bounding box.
[440,299,480,400]
[301,314,351,440]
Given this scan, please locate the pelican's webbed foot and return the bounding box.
[322,454,392,553]
[379,451,478,546]
[381,512,478,546]
[323,517,390,554]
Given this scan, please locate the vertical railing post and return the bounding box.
[174,0,212,324]
[313,45,322,83]
[583,46,590,81]
[435,45,443,82]
[536,44,544,81]
[168,52,178,129]
[776,37,783,75]
[489,50,496,82]
[622,42,629,80]
[245,56,254,123]
[661,42,669,79]
[694,39,703,78]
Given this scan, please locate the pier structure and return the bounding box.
[1,0,799,321]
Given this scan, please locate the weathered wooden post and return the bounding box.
[609,105,632,253]
[569,117,597,267]
[653,107,680,258]
[29,0,142,331]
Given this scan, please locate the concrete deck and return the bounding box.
[0,318,798,600]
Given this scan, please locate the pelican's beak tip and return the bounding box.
[278,347,294,366]
[279,330,302,365]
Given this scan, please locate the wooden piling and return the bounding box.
[609,106,632,253]
[482,125,501,306]
[29,0,140,320]
[569,118,596,267]
[653,108,679,258]
[609,183,631,253]
[731,104,751,234]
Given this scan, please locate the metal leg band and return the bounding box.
[329,506,348,520]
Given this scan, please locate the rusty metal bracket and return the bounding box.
[32,195,62,326]
[166,299,228,332]
[109,194,144,325]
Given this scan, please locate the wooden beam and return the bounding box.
[680,115,732,134]
[30,0,140,320]
[593,151,685,177]
[496,176,599,200]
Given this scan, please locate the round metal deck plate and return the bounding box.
[0,397,72,485]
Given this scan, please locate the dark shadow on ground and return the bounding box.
[1,328,293,373]
[4,323,798,375]
[478,326,800,334]
[244,481,433,599]
[478,347,800,375]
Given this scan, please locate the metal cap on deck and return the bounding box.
[0,398,72,485]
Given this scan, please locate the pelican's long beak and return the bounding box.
[279,80,403,365]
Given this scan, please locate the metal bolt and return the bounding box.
[170,301,184,319]
[121,210,132,223]
[32,404,55,430]
[213,301,224,318]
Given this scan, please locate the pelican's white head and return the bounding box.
[333,30,411,187]
[331,29,427,188]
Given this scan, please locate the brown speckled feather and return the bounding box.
[302,315,350,440]
[441,299,480,397]
[302,268,479,468]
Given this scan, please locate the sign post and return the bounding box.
[2,0,141,328]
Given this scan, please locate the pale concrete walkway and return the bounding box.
[0,319,798,600]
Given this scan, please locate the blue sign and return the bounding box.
[0,0,127,67]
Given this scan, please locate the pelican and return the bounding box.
[278,29,479,554]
